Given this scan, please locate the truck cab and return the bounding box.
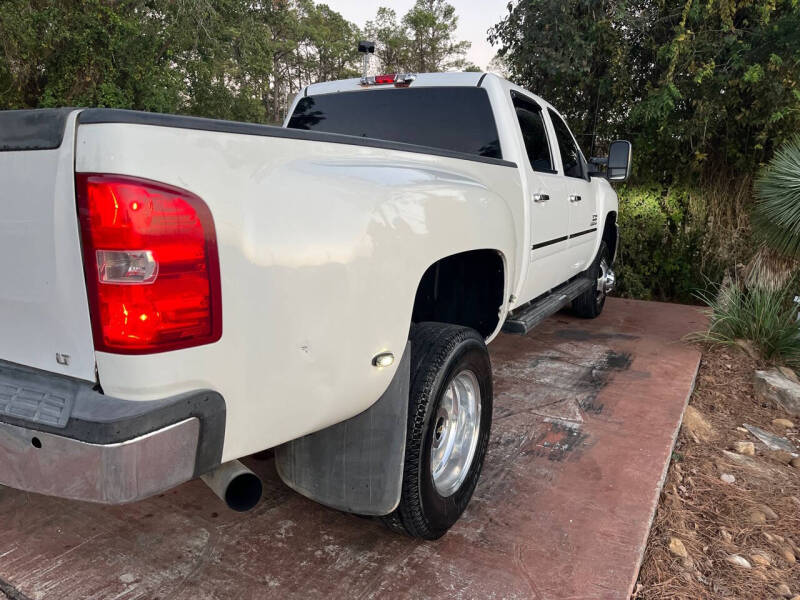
[285,72,622,314]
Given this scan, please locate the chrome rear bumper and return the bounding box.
[0,359,225,504]
[0,418,199,504]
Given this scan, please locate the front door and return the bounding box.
[511,92,570,304]
[548,108,598,274]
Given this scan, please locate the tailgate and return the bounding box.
[0,109,95,381]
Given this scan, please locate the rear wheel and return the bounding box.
[382,322,493,539]
[572,241,614,318]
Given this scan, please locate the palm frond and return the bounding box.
[743,244,797,291]
[752,134,800,258]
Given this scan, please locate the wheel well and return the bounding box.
[602,212,618,260]
[411,250,505,338]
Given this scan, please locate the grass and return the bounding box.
[693,278,800,368]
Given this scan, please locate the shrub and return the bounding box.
[615,179,754,303]
[752,134,800,259]
[616,186,705,302]
[694,280,800,367]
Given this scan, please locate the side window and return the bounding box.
[512,94,554,173]
[548,109,585,179]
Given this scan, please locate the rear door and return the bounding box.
[547,108,598,274]
[511,92,571,303]
[0,109,96,381]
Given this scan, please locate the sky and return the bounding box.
[322,1,511,70]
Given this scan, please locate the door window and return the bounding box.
[512,93,554,173]
[548,109,585,179]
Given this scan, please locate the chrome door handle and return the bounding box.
[532,193,550,203]
[569,194,582,203]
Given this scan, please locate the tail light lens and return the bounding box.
[76,174,222,354]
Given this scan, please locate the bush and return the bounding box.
[615,180,754,303]
[694,280,800,367]
[616,186,705,302]
[752,134,800,258]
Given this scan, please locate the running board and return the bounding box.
[503,277,593,335]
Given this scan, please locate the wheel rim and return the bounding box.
[596,258,615,306]
[430,369,482,497]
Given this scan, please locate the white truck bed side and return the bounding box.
[75,118,521,461]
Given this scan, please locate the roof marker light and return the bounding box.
[374,74,396,85]
[360,73,416,87]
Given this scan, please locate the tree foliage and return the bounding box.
[402,0,470,72]
[490,0,800,181]
[364,0,471,73]
[364,8,412,73]
[0,0,476,123]
[0,0,362,123]
[490,1,633,156]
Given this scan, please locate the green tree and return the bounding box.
[303,3,361,83]
[365,1,472,73]
[402,0,470,72]
[489,0,634,156]
[364,8,411,73]
[0,0,362,124]
[0,0,187,112]
[490,0,800,179]
[629,0,800,181]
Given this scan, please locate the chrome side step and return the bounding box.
[502,277,593,335]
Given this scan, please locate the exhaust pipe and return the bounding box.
[201,460,263,512]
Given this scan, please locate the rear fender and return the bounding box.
[76,123,519,459]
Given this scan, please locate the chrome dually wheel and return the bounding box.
[596,257,615,307]
[382,323,493,539]
[430,369,482,497]
[573,240,612,319]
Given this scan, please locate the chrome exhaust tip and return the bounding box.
[201,460,263,512]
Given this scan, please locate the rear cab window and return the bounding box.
[287,87,502,160]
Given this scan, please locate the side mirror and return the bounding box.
[607,140,632,182]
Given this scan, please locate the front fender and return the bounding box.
[592,177,619,263]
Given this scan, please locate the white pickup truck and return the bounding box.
[0,72,629,539]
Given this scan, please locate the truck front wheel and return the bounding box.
[572,241,614,318]
[382,322,493,539]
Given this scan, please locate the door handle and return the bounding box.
[569,194,582,203]
[532,193,550,203]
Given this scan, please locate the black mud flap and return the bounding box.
[274,343,410,516]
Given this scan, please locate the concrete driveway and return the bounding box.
[0,298,705,600]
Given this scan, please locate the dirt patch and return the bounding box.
[635,345,800,599]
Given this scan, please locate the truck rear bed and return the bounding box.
[1,105,520,464]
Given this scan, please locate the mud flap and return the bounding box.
[274,343,409,516]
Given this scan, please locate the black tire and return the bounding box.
[572,241,610,319]
[382,322,493,540]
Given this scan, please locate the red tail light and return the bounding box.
[374,74,396,85]
[76,174,222,354]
